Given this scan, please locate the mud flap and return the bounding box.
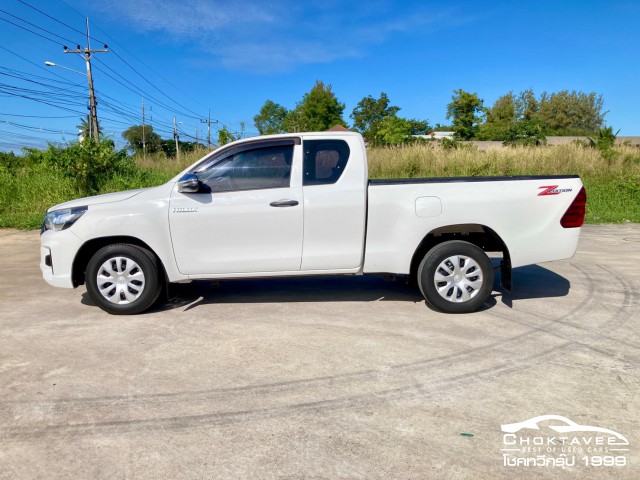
[500,257,513,308]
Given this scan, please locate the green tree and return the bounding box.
[503,119,546,146]
[446,89,485,140]
[161,140,202,157]
[253,100,288,135]
[350,92,400,142]
[589,125,619,151]
[407,119,432,135]
[538,90,605,135]
[515,89,539,121]
[218,126,241,146]
[432,123,454,131]
[76,115,102,140]
[286,80,346,132]
[478,92,515,140]
[0,151,22,173]
[121,125,162,154]
[281,109,306,133]
[375,116,412,145]
[487,92,516,124]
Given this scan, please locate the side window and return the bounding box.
[303,140,350,186]
[198,145,293,192]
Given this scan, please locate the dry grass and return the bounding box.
[368,143,640,223]
[367,142,638,178]
[132,148,211,175]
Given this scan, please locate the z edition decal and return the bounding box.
[500,415,630,469]
[538,185,574,196]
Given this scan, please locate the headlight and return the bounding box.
[41,206,88,233]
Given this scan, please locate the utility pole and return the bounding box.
[201,109,214,149]
[63,18,108,141]
[141,97,146,160]
[173,116,180,160]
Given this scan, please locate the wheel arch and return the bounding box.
[409,224,512,291]
[72,236,167,288]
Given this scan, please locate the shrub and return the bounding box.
[23,139,138,195]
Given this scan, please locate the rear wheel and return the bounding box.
[417,240,494,313]
[86,244,162,315]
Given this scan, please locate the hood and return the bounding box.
[48,188,147,212]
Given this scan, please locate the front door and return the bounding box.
[169,141,303,275]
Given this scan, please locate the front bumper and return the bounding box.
[40,229,83,289]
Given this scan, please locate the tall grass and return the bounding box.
[0,165,81,229]
[368,143,640,223]
[0,143,637,229]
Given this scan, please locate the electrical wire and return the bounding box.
[6,1,234,138]
[14,0,99,43]
[1,1,233,148]
[0,15,65,45]
[0,8,80,45]
[0,112,77,118]
[0,45,79,84]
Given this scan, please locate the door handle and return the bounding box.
[270,200,299,207]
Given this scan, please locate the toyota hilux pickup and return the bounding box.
[40,131,586,315]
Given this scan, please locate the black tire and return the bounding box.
[417,240,494,313]
[85,243,162,315]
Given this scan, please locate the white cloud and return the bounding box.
[88,0,466,72]
[96,0,276,36]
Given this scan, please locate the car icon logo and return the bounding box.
[501,415,629,446]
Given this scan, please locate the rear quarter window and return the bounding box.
[303,140,350,186]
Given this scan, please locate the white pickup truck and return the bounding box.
[40,131,586,315]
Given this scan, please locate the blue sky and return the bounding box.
[1,0,639,151]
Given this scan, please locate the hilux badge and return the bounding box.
[173,207,198,213]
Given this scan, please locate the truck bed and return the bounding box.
[364,175,584,274]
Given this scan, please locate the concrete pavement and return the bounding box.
[0,225,639,479]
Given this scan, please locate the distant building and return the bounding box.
[326,125,351,132]
[413,131,455,141]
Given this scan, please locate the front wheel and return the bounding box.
[86,244,162,315]
[417,240,494,313]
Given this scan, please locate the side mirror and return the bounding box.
[177,173,200,193]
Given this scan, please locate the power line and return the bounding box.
[0,8,80,45]
[0,112,77,118]
[1,0,234,147]
[0,81,89,104]
[51,0,224,129]
[0,45,80,84]
[91,58,201,122]
[0,120,76,134]
[0,69,86,95]
[26,0,209,123]
[110,49,204,120]
[0,65,85,90]
[0,15,65,45]
[54,0,207,110]
[14,0,100,42]
[0,88,87,115]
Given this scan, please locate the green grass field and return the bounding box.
[0,143,638,229]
